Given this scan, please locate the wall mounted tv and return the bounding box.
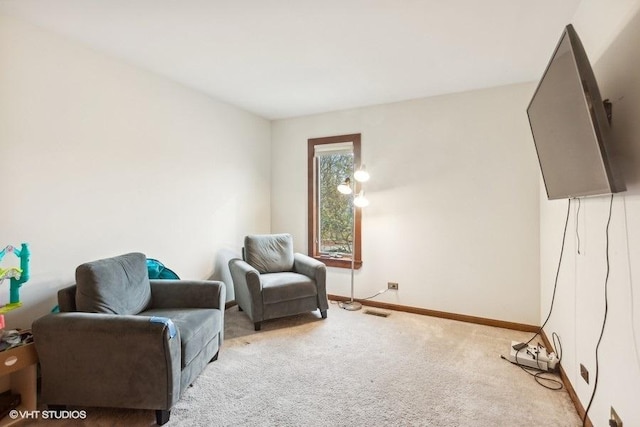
[527,24,625,200]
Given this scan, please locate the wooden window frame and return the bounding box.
[307,133,363,269]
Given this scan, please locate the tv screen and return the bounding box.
[527,24,624,200]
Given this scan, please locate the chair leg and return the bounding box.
[254,322,261,331]
[210,351,219,362]
[156,409,170,425]
[321,310,327,319]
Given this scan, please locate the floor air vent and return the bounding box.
[364,309,391,318]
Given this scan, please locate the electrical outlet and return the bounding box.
[387,282,399,290]
[580,364,589,384]
[610,406,622,427]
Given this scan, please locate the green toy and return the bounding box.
[0,243,30,313]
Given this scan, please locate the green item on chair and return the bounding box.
[146,258,180,280]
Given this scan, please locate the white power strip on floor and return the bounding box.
[506,341,558,371]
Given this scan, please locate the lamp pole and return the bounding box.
[338,165,369,311]
[340,198,362,311]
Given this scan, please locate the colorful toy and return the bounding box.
[0,243,30,313]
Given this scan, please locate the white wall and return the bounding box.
[540,2,640,425]
[272,83,541,325]
[0,15,271,328]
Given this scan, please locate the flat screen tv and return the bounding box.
[527,24,625,200]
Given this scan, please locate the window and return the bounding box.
[308,134,362,269]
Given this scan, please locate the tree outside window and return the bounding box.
[307,134,362,269]
[318,151,353,256]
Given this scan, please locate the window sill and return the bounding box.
[314,256,362,269]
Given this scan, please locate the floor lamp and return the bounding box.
[337,165,369,311]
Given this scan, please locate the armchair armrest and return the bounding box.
[150,280,226,310]
[33,312,181,410]
[294,253,328,311]
[293,253,326,280]
[228,258,263,321]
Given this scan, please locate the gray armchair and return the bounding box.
[229,233,328,331]
[32,253,225,426]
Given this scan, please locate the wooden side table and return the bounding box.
[0,344,37,426]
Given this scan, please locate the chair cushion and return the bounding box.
[261,272,317,304]
[75,253,151,315]
[245,234,295,274]
[140,308,222,369]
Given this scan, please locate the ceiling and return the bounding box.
[0,0,584,119]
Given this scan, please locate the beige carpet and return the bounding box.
[29,302,580,426]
